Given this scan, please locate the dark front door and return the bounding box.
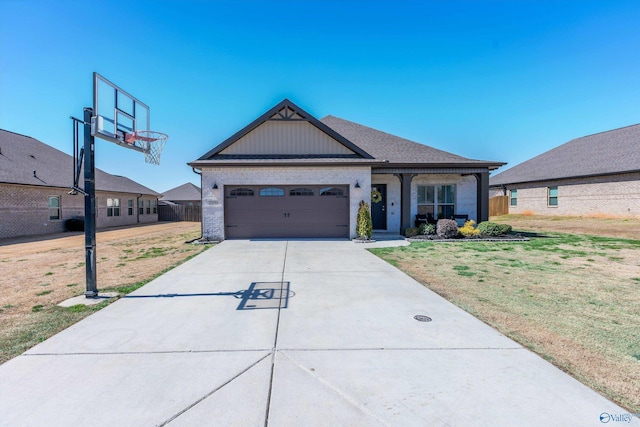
[371,184,387,230]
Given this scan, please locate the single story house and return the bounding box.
[0,129,160,240]
[188,99,505,240]
[490,124,640,218]
[159,182,202,207]
[158,182,202,222]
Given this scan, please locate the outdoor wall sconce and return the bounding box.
[355,181,361,188]
[212,182,218,189]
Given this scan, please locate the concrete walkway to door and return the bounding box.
[0,240,636,426]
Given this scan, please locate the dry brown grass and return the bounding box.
[371,218,640,412]
[0,222,208,363]
[491,214,640,240]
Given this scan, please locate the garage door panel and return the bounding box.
[225,185,349,239]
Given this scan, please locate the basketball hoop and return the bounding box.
[126,131,168,165]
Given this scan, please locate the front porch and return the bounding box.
[370,168,490,234]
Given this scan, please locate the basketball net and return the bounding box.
[125,131,168,165]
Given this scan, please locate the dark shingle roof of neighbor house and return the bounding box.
[490,123,640,186]
[160,182,201,202]
[0,129,159,196]
[320,116,504,169]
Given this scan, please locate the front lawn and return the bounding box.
[370,233,640,412]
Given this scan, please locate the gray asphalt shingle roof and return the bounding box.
[189,99,505,170]
[490,123,640,186]
[320,115,503,168]
[0,129,159,196]
[160,183,201,201]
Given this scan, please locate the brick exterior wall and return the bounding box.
[200,166,371,240]
[0,183,158,239]
[499,172,640,218]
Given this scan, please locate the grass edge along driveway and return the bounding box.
[370,232,640,413]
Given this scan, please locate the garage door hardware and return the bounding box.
[414,315,432,322]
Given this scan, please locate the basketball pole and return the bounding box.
[83,107,98,298]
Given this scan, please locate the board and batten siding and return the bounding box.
[219,121,356,156]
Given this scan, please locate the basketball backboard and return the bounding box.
[91,72,149,153]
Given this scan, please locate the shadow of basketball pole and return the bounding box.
[123,282,292,311]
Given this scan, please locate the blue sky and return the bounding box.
[2,0,640,193]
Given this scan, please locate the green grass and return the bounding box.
[369,232,640,412]
[35,290,53,296]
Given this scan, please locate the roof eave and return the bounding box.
[490,168,640,187]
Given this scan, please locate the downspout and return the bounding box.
[136,194,142,224]
[192,167,204,240]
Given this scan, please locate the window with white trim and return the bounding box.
[548,186,558,206]
[128,199,134,216]
[510,189,518,206]
[417,185,455,219]
[107,198,120,217]
[49,196,60,220]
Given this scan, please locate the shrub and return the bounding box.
[356,200,373,239]
[405,227,420,237]
[436,219,460,239]
[477,221,512,236]
[65,217,84,231]
[420,223,436,235]
[459,220,481,238]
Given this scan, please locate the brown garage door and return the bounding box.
[224,185,349,238]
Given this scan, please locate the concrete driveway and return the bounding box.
[0,240,636,426]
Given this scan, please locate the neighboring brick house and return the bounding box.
[0,129,160,239]
[490,124,640,218]
[188,99,505,240]
[159,182,201,207]
[158,182,202,222]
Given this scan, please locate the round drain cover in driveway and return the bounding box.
[414,315,432,322]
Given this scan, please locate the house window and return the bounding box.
[290,187,314,196]
[319,187,344,196]
[146,200,151,214]
[510,189,518,206]
[48,196,60,220]
[417,185,455,219]
[229,188,254,196]
[128,199,134,216]
[260,187,285,197]
[139,199,144,215]
[548,186,558,206]
[107,198,120,217]
[152,200,157,214]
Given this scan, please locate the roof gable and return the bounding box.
[160,182,201,201]
[198,99,373,160]
[490,123,640,186]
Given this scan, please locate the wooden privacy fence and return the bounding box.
[489,195,509,217]
[158,204,202,222]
